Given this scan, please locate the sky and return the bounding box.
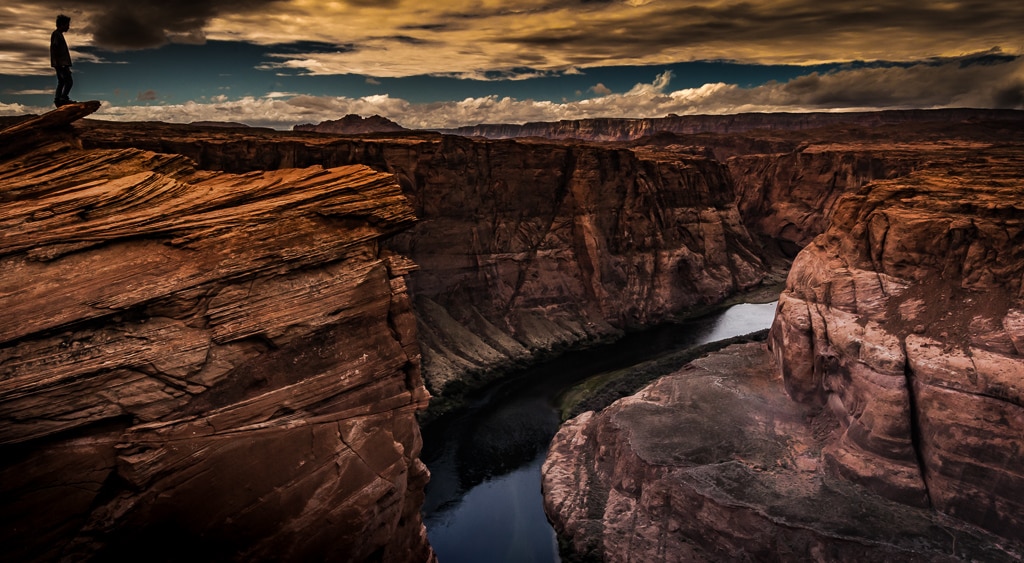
[1,1,1023,130]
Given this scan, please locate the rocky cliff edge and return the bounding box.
[543,127,1024,560]
[0,105,435,561]
[770,142,1024,536]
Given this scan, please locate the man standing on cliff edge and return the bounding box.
[51,14,75,107]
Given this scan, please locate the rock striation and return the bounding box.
[295,114,409,135]
[543,343,1021,562]
[436,109,1024,141]
[0,106,434,561]
[543,117,1024,560]
[78,123,771,411]
[769,141,1024,539]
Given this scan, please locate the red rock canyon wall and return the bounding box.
[0,106,434,562]
[543,116,1024,561]
[78,124,770,408]
[769,142,1024,537]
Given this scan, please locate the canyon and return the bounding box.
[434,108,1024,142]
[542,120,1024,559]
[1,104,1022,561]
[75,119,773,415]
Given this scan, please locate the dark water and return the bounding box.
[420,302,779,563]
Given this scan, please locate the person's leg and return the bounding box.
[54,68,64,105]
[54,66,73,105]
[61,67,73,101]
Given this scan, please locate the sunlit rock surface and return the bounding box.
[0,105,434,561]
[769,141,1024,538]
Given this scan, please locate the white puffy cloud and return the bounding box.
[19,56,1008,129]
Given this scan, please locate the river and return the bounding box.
[420,301,779,563]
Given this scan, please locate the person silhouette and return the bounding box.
[51,14,75,107]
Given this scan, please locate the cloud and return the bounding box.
[42,54,1016,130]
[365,77,381,85]
[67,0,284,50]
[589,83,611,96]
[210,0,1024,78]
[4,0,1024,83]
[136,89,158,101]
[3,89,53,95]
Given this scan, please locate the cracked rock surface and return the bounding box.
[543,343,1021,562]
[769,142,1024,540]
[543,116,1024,561]
[0,105,434,562]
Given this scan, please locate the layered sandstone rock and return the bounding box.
[728,145,920,251]
[79,124,770,407]
[294,114,409,134]
[543,119,1024,560]
[436,109,1024,141]
[542,343,1019,562]
[769,143,1024,538]
[0,106,434,561]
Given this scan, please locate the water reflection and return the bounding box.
[421,301,778,563]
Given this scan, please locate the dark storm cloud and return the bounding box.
[342,0,400,6]
[386,35,433,46]
[399,23,452,32]
[38,0,285,49]
[994,84,1024,107]
[498,1,1024,63]
[760,52,1024,109]
[271,41,355,55]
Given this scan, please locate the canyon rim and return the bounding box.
[1,104,1023,561]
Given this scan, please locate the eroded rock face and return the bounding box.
[769,143,1024,539]
[294,114,409,134]
[728,145,920,251]
[542,343,1020,562]
[78,124,770,407]
[0,107,434,561]
[435,109,1023,141]
[542,115,1024,560]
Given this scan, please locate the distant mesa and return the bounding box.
[435,108,1024,141]
[189,120,251,129]
[294,114,409,134]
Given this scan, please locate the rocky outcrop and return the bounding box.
[769,141,1024,539]
[295,114,409,135]
[78,124,770,409]
[542,342,1020,562]
[436,109,1024,141]
[542,118,1024,560]
[727,146,917,251]
[0,106,434,561]
[726,117,1024,253]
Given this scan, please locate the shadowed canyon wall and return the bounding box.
[0,106,434,561]
[78,124,771,409]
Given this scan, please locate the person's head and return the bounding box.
[56,14,70,31]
